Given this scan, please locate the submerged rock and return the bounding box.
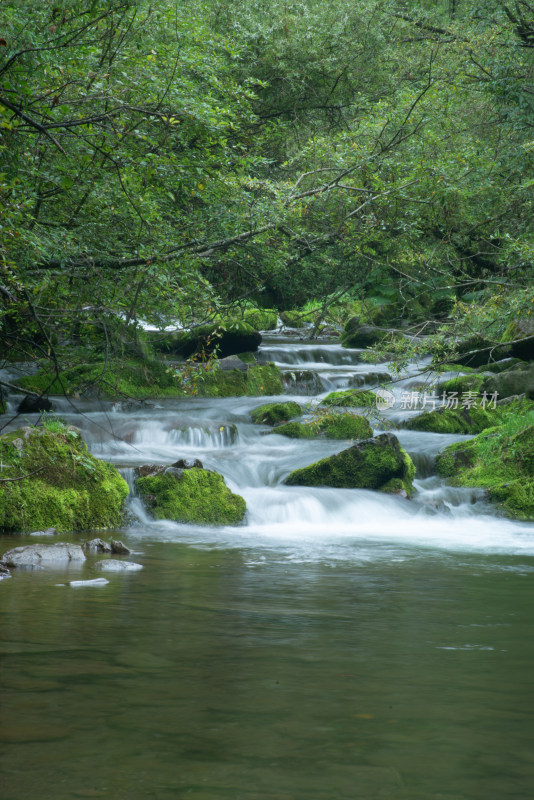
[136,467,246,525]
[1,543,86,569]
[284,432,416,495]
[94,560,143,572]
[69,578,109,587]
[0,425,129,533]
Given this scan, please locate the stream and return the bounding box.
[1,335,534,800]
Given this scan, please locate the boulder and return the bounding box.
[250,401,302,425]
[83,538,130,554]
[404,401,526,435]
[172,458,203,469]
[436,423,534,520]
[17,395,53,414]
[341,324,387,349]
[448,335,510,368]
[502,318,534,361]
[320,389,377,408]
[155,322,262,359]
[136,467,246,525]
[1,543,86,569]
[284,432,416,495]
[0,425,129,533]
[482,362,534,401]
[274,413,373,441]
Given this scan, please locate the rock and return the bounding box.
[0,562,12,578]
[0,425,129,533]
[284,432,416,495]
[154,321,262,359]
[218,355,249,371]
[172,458,203,469]
[1,543,86,568]
[449,335,510,368]
[243,308,278,330]
[29,528,57,537]
[502,318,534,361]
[136,467,246,525]
[250,401,302,425]
[273,412,373,441]
[135,464,166,478]
[84,538,130,555]
[69,578,109,587]
[163,466,184,479]
[93,560,143,572]
[17,395,53,414]
[482,362,534,401]
[436,423,534,520]
[281,370,324,396]
[404,399,534,434]
[341,324,387,349]
[320,389,377,408]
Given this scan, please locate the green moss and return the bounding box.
[243,309,278,330]
[437,363,477,374]
[321,389,377,408]
[436,421,534,520]
[405,400,534,435]
[273,421,316,439]
[284,432,415,495]
[250,401,302,425]
[0,425,129,533]
[199,363,283,397]
[18,359,283,400]
[273,412,372,440]
[438,374,485,395]
[136,468,246,525]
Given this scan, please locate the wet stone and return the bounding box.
[172,458,203,469]
[1,543,86,568]
[135,464,166,478]
[93,560,143,572]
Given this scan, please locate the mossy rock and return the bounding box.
[438,373,486,396]
[0,425,129,533]
[341,324,387,349]
[405,399,534,434]
[284,432,416,495]
[321,389,376,408]
[502,320,534,361]
[482,358,524,374]
[243,309,278,330]
[136,468,246,525]
[250,401,301,425]
[274,413,372,441]
[482,362,534,401]
[18,360,283,400]
[436,422,534,520]
[197,363,283,397]
[155,321,261,359]
[448,335,510,368]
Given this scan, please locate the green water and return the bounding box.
[1,540,533,800]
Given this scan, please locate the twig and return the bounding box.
[0,467,44,483]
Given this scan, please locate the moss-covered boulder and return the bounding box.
[155,321,261,359]
[250,401,302,425]
[405,399,534,434]
[436,421,534,520]
[135,467,246,525]
[18,359,283,400]
[274,412,372,441]
[437,373,486,397]
[448,335,510,368]
[0,425,129,533]
[482,362,534,402]
[341,323,387,349]
[321,389,377,408]
[284,432,416,495]
[502,319,534,361]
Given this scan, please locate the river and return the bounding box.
[1,335,534,800]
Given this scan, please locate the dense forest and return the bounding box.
[0,0,533,385]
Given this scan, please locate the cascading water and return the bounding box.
[2,333,534,800]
